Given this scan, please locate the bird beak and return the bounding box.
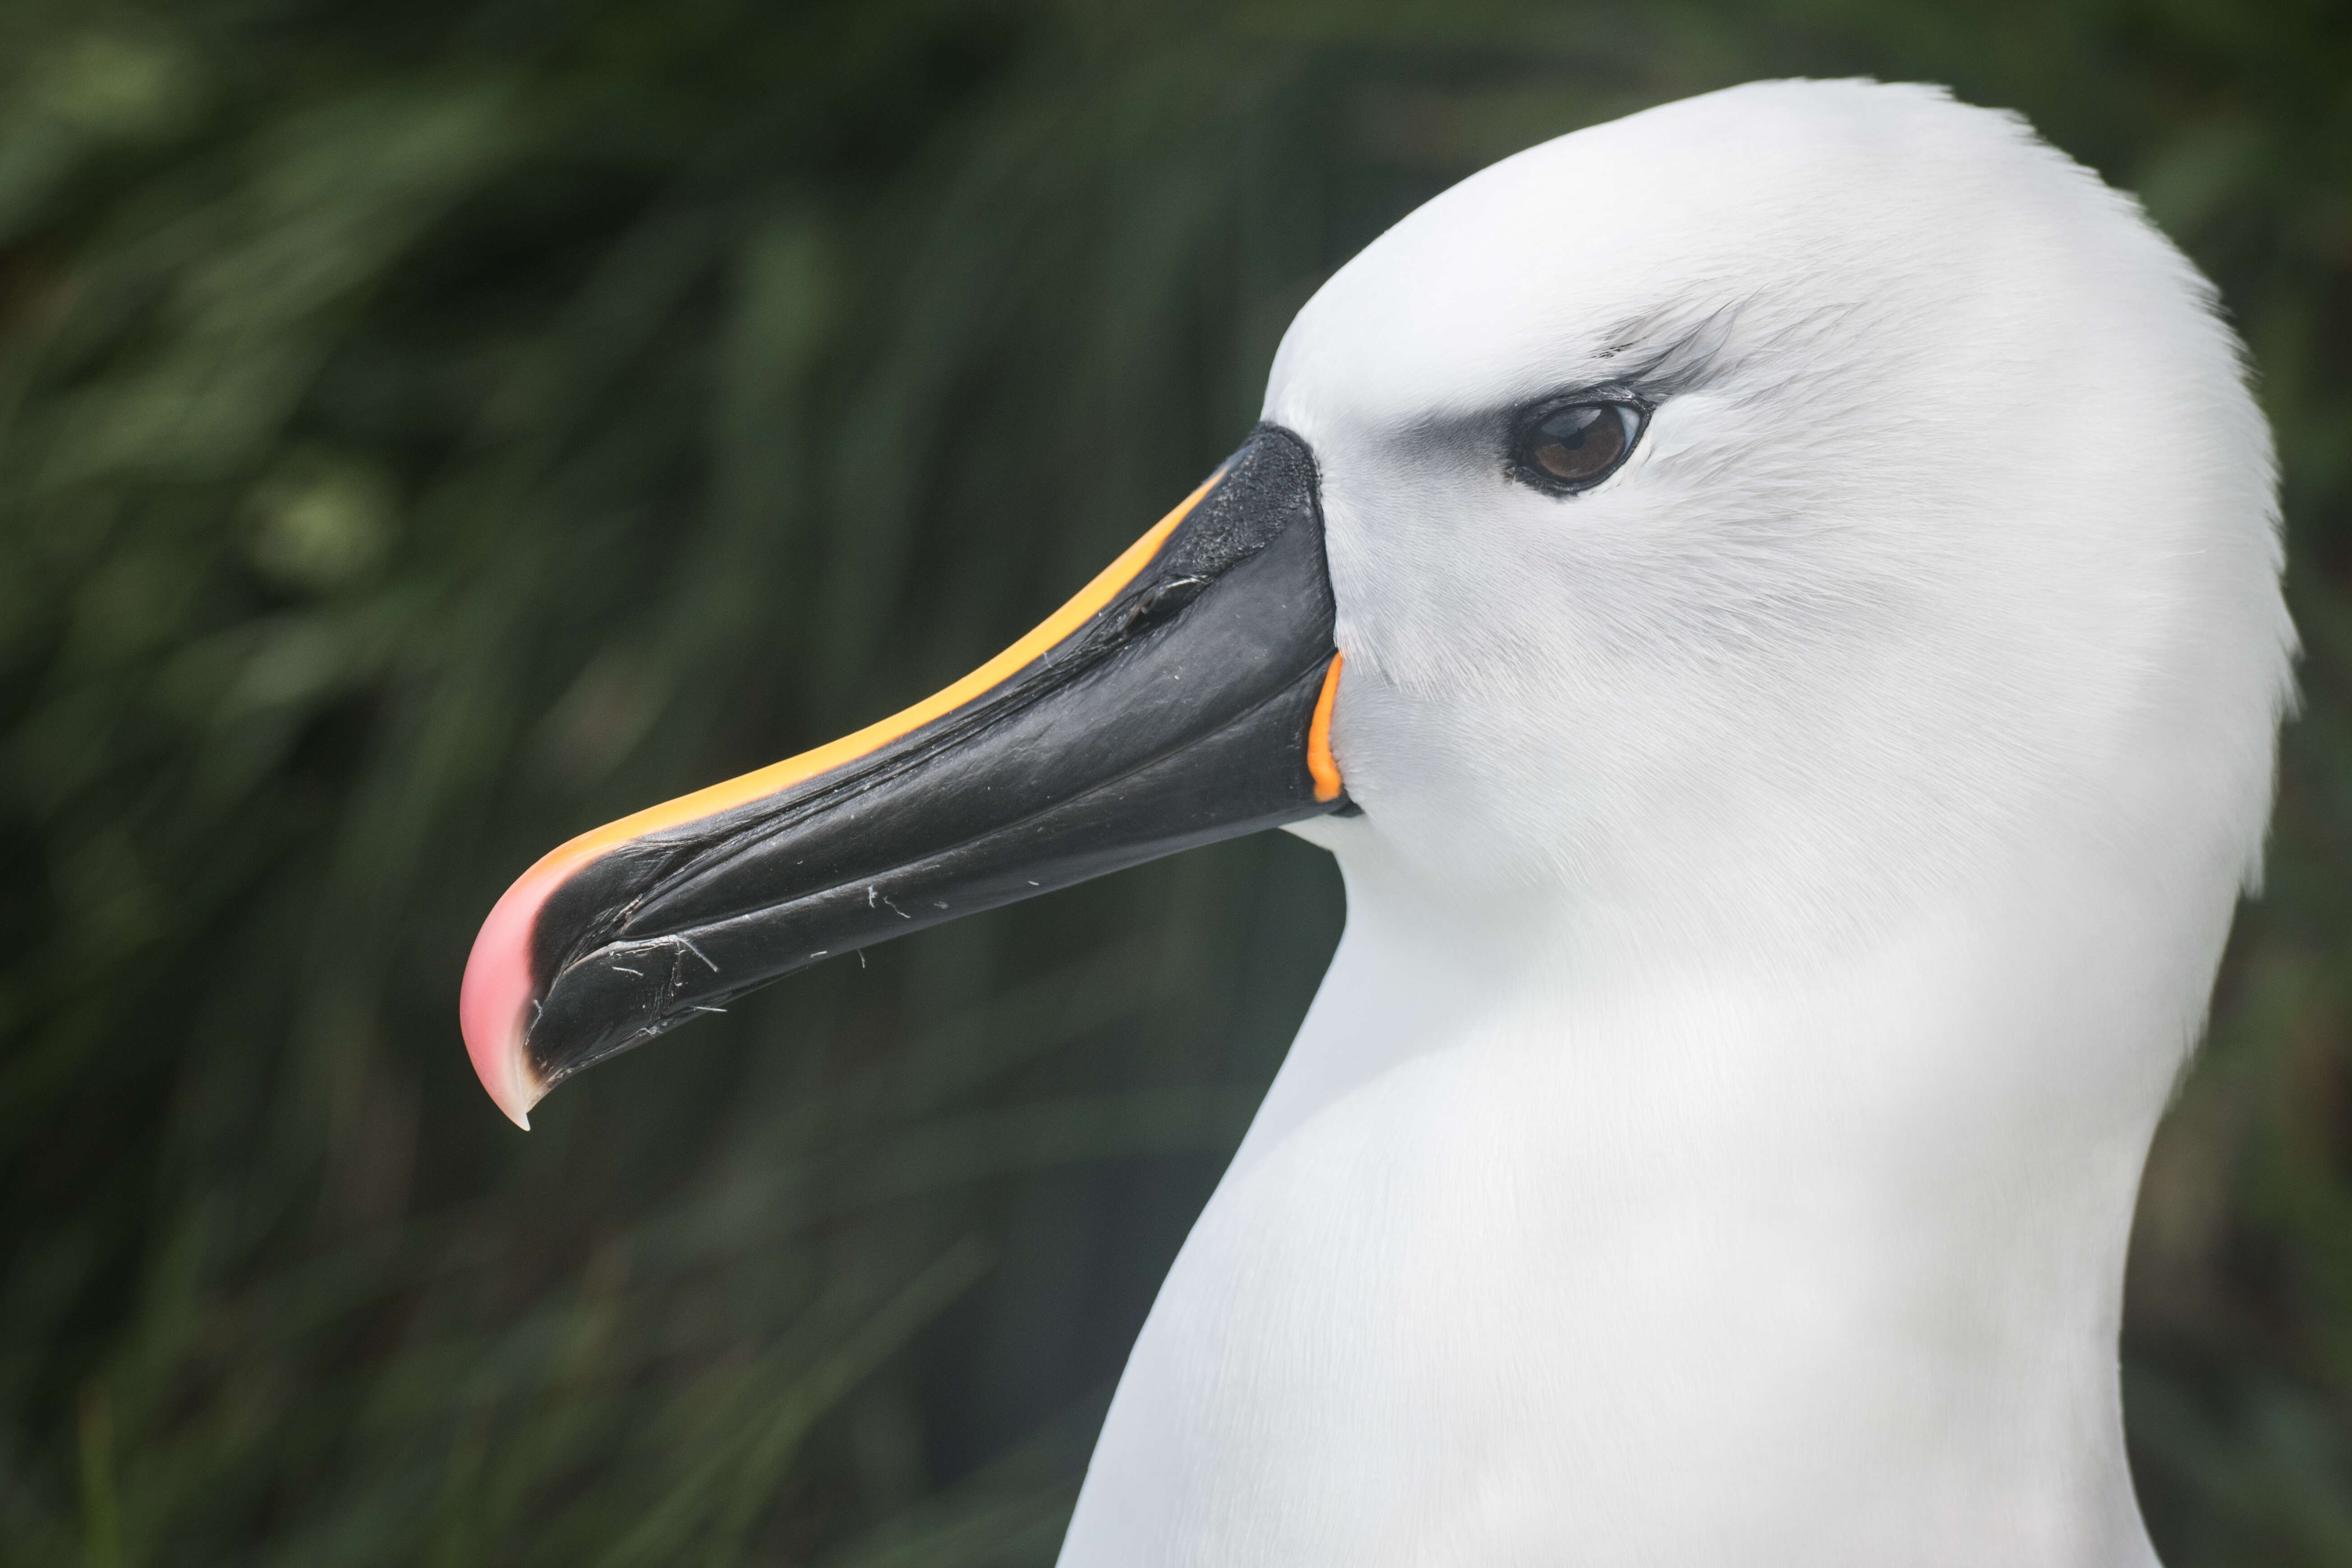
[459,424,1350,1127]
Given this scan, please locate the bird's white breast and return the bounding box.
[1059,837,2212,1565]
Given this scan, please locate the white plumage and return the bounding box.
[1057,80,2292,1566]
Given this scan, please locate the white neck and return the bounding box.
[1063,831,2234,1566]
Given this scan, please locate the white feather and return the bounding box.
[1058,79,2292,1567]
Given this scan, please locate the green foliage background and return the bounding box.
[1,0,2347,1562]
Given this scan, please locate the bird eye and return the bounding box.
[1512,400,1644,493]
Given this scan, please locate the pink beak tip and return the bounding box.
[459,867,558,1133]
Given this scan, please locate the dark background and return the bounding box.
[3,1,2349,1562]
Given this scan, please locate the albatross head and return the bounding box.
[1277,78,2290,988]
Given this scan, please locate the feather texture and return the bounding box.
[1063,80,2292,1568]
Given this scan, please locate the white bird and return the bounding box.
[464,78,2292,1566]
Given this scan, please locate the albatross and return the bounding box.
[460,79,2293,1565]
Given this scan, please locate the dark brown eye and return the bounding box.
[1516,401,1641,492]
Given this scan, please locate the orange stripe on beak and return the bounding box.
[1307,652,1345,803]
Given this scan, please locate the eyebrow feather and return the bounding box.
[1595,296,1747,392]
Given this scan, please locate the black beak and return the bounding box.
[459,424,1349,1125]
